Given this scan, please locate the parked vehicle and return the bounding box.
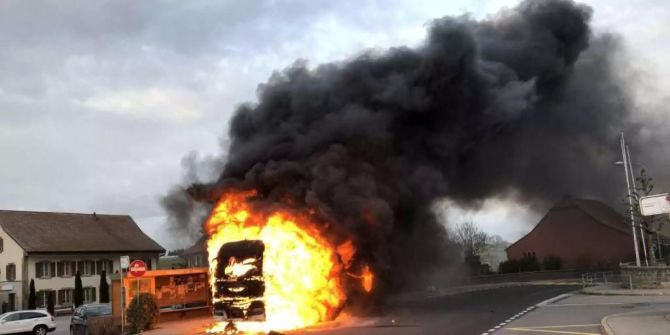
[69,304,112,335]
[0,310,56,335]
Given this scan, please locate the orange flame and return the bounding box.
[361,265,374,293]
[336,240,356,269]
[204,190,359,333]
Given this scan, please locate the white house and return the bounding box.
[182,236,207,268]
[0,210,164,312]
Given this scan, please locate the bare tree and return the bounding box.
[628,170,668,265]
[452,221,487,259]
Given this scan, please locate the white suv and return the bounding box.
[0,310,56,335]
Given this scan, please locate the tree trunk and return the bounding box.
[647,230,656,265]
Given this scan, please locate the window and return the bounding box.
[35,290,54,308]
[6,263,16,281]
[58,288,74,306]
[20,312,47,320]
[194,255,203,267]
[78,260,94,276]
[86,304,111,317]
[3,313,20,322]
[83,287,96,303]
[57,261,75,277]
[95,259,113,275]
[35,262,55,279]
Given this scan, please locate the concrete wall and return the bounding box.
[620,264,670,289]
[507,207,635,269]
[0,226,25,311]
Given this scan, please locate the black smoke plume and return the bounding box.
[165,0,647,294]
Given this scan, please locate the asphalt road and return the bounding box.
[52,316,70,335]
[55,284,578,335]
[292,284,581,335]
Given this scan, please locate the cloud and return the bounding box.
[1,0,669,250]
[81,88,201,122]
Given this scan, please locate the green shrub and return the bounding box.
[99,270,110,303]
[28,279,36,309]
[498,259,520,274]
[47,292,55,316]
[519,254,541,272]
[74,271,83,307]
[126,293,159,334]
[542,256,563,270]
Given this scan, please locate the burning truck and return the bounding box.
[213,240,266,322]
[204,190,373,334]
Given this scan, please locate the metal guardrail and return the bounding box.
[581,271,622,287]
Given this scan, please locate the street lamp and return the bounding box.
[619,132,642,267]
[627,148,649,266]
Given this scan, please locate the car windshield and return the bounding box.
[86,305,111,316]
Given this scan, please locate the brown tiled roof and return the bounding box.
[0,210,164,253]
[506,198,630,251]
[183,235,206,255]
[565,199,630,234]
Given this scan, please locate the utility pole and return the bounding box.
[626,145,648,266]
[621,132,641,267]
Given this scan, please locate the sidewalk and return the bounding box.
[141,316,214,335]
[582,284,670,296]
[601,309,670,335]
[583,284,670,334]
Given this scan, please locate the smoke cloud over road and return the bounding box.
[165,0,650,291]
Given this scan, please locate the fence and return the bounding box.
[581,271,623,288]
[462,269,604,286]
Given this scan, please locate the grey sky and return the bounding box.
[1,0,668,249]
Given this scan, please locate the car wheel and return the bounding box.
[33,325,48,335]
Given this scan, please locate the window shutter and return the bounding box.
[50,262,56,278]
[70,261,76,275]
[36,262,42,278]
[7,264,15,281]
[77,261,83,275]
[57,262,63,277]
[108,260,113,273]
[92,288,97,302]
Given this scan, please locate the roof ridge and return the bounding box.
[0,211,164,253]
[570,199,630,235]
[0,209,130,217]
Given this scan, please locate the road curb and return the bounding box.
[582,288,670,296]
[600,314,616,335]
[536,293,571,306]
[599,309,670,335]
[390,282,531,304]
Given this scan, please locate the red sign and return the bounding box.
[128,260,147,277]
